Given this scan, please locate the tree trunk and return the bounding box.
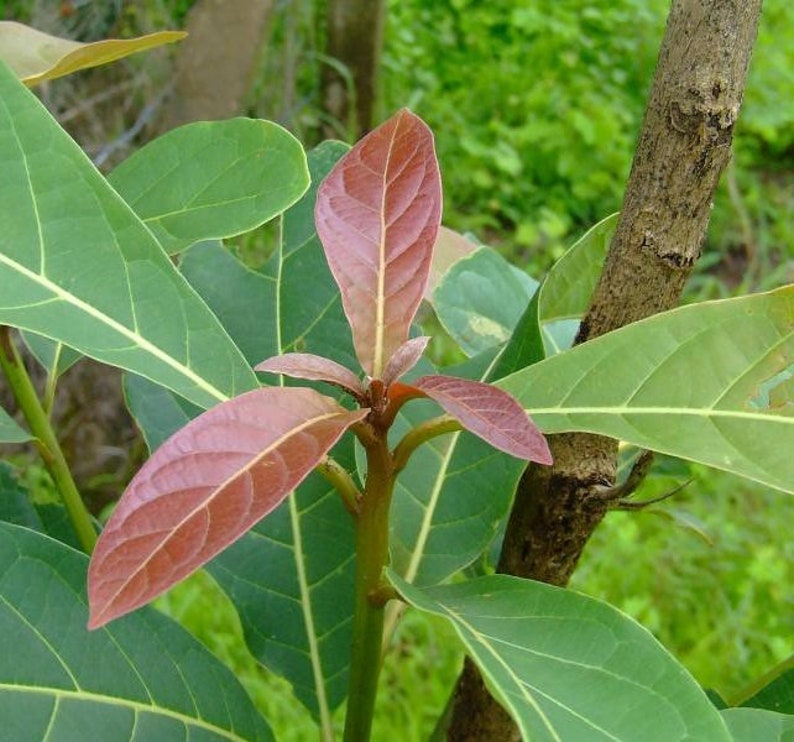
[158,0,274,132]
[445,0,764,738]
[321,0,386,139]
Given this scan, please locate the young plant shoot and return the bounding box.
[85,109,551,737]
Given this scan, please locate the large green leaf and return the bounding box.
[721,708,794,740]
[125,142,357,733]
[108,120,309,255]
[0,60,258,409]
[499,286,794,494]
[0,521,272,740]
[0,404,29,443]
[392,572,730,741]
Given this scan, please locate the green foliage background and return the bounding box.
[0,1,792,738]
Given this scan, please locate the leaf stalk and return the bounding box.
[0,326,97,553]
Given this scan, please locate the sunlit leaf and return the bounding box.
[0,522,272,740]
[0,22,185,86]
[392,572,731,741]
[109,119,309,255]
[407,375,551,462]
[88,387,366,628]
[315,109,441,378]
[0,61,257,409]
[500,287,794,494]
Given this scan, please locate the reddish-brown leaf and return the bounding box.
[315,109,442,378]
[87,387,366,629]
[410,375,552,463]
[382,336,430,387]
[256,352,366,400]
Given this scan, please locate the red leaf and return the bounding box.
[382,336,430,387]
[410,375,552,463]
[256,352,366,400]
[315,109,442,378]
[87,387,366,628]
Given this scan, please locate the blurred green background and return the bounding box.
[1,1,792,738]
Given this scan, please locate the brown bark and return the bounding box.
[321,0,386,139]
[158,0,274,132]
[445,0,764,738]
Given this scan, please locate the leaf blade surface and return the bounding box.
[88,387,365,628]
[392,572,731,742]
[499,287,794,493]
[315,109,441,377]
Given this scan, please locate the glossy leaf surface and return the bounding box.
[315,109,441,377]
[88,387,366,628]
[257,353,365,399]
[0,522,272,740]
[0,22,185,85]
[0,61,257,409]
[500,287,794,493]
[109,119,309,255]
[392,572,730,741]
[410,374,551,462]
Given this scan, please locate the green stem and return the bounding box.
[343,426,395,742]
[726,652,794,707]
[0,326,96,553]
[392,414,461,474]
[316,455,361,515]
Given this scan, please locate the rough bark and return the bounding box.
[445,0,764,738]
[321,0,386,139]
[158,0,274,132]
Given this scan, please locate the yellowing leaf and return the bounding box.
[0,21,185,86]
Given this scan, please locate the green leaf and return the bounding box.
[108,120,309,255]
[126,142,357,731]
[391,572,731,741]
[0,521,272,740]
[0,404,29,443]
[721,708,794,740]
[21,332,81,377]
[0,60,258,409]
[0,463,86,549]
[741,665,794,714]
[0,462,39,529]
[0,22,185,86]
[499,286,794,494]
[433,246,538,356]
[539,212,617,324]
[207,456,356,725]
